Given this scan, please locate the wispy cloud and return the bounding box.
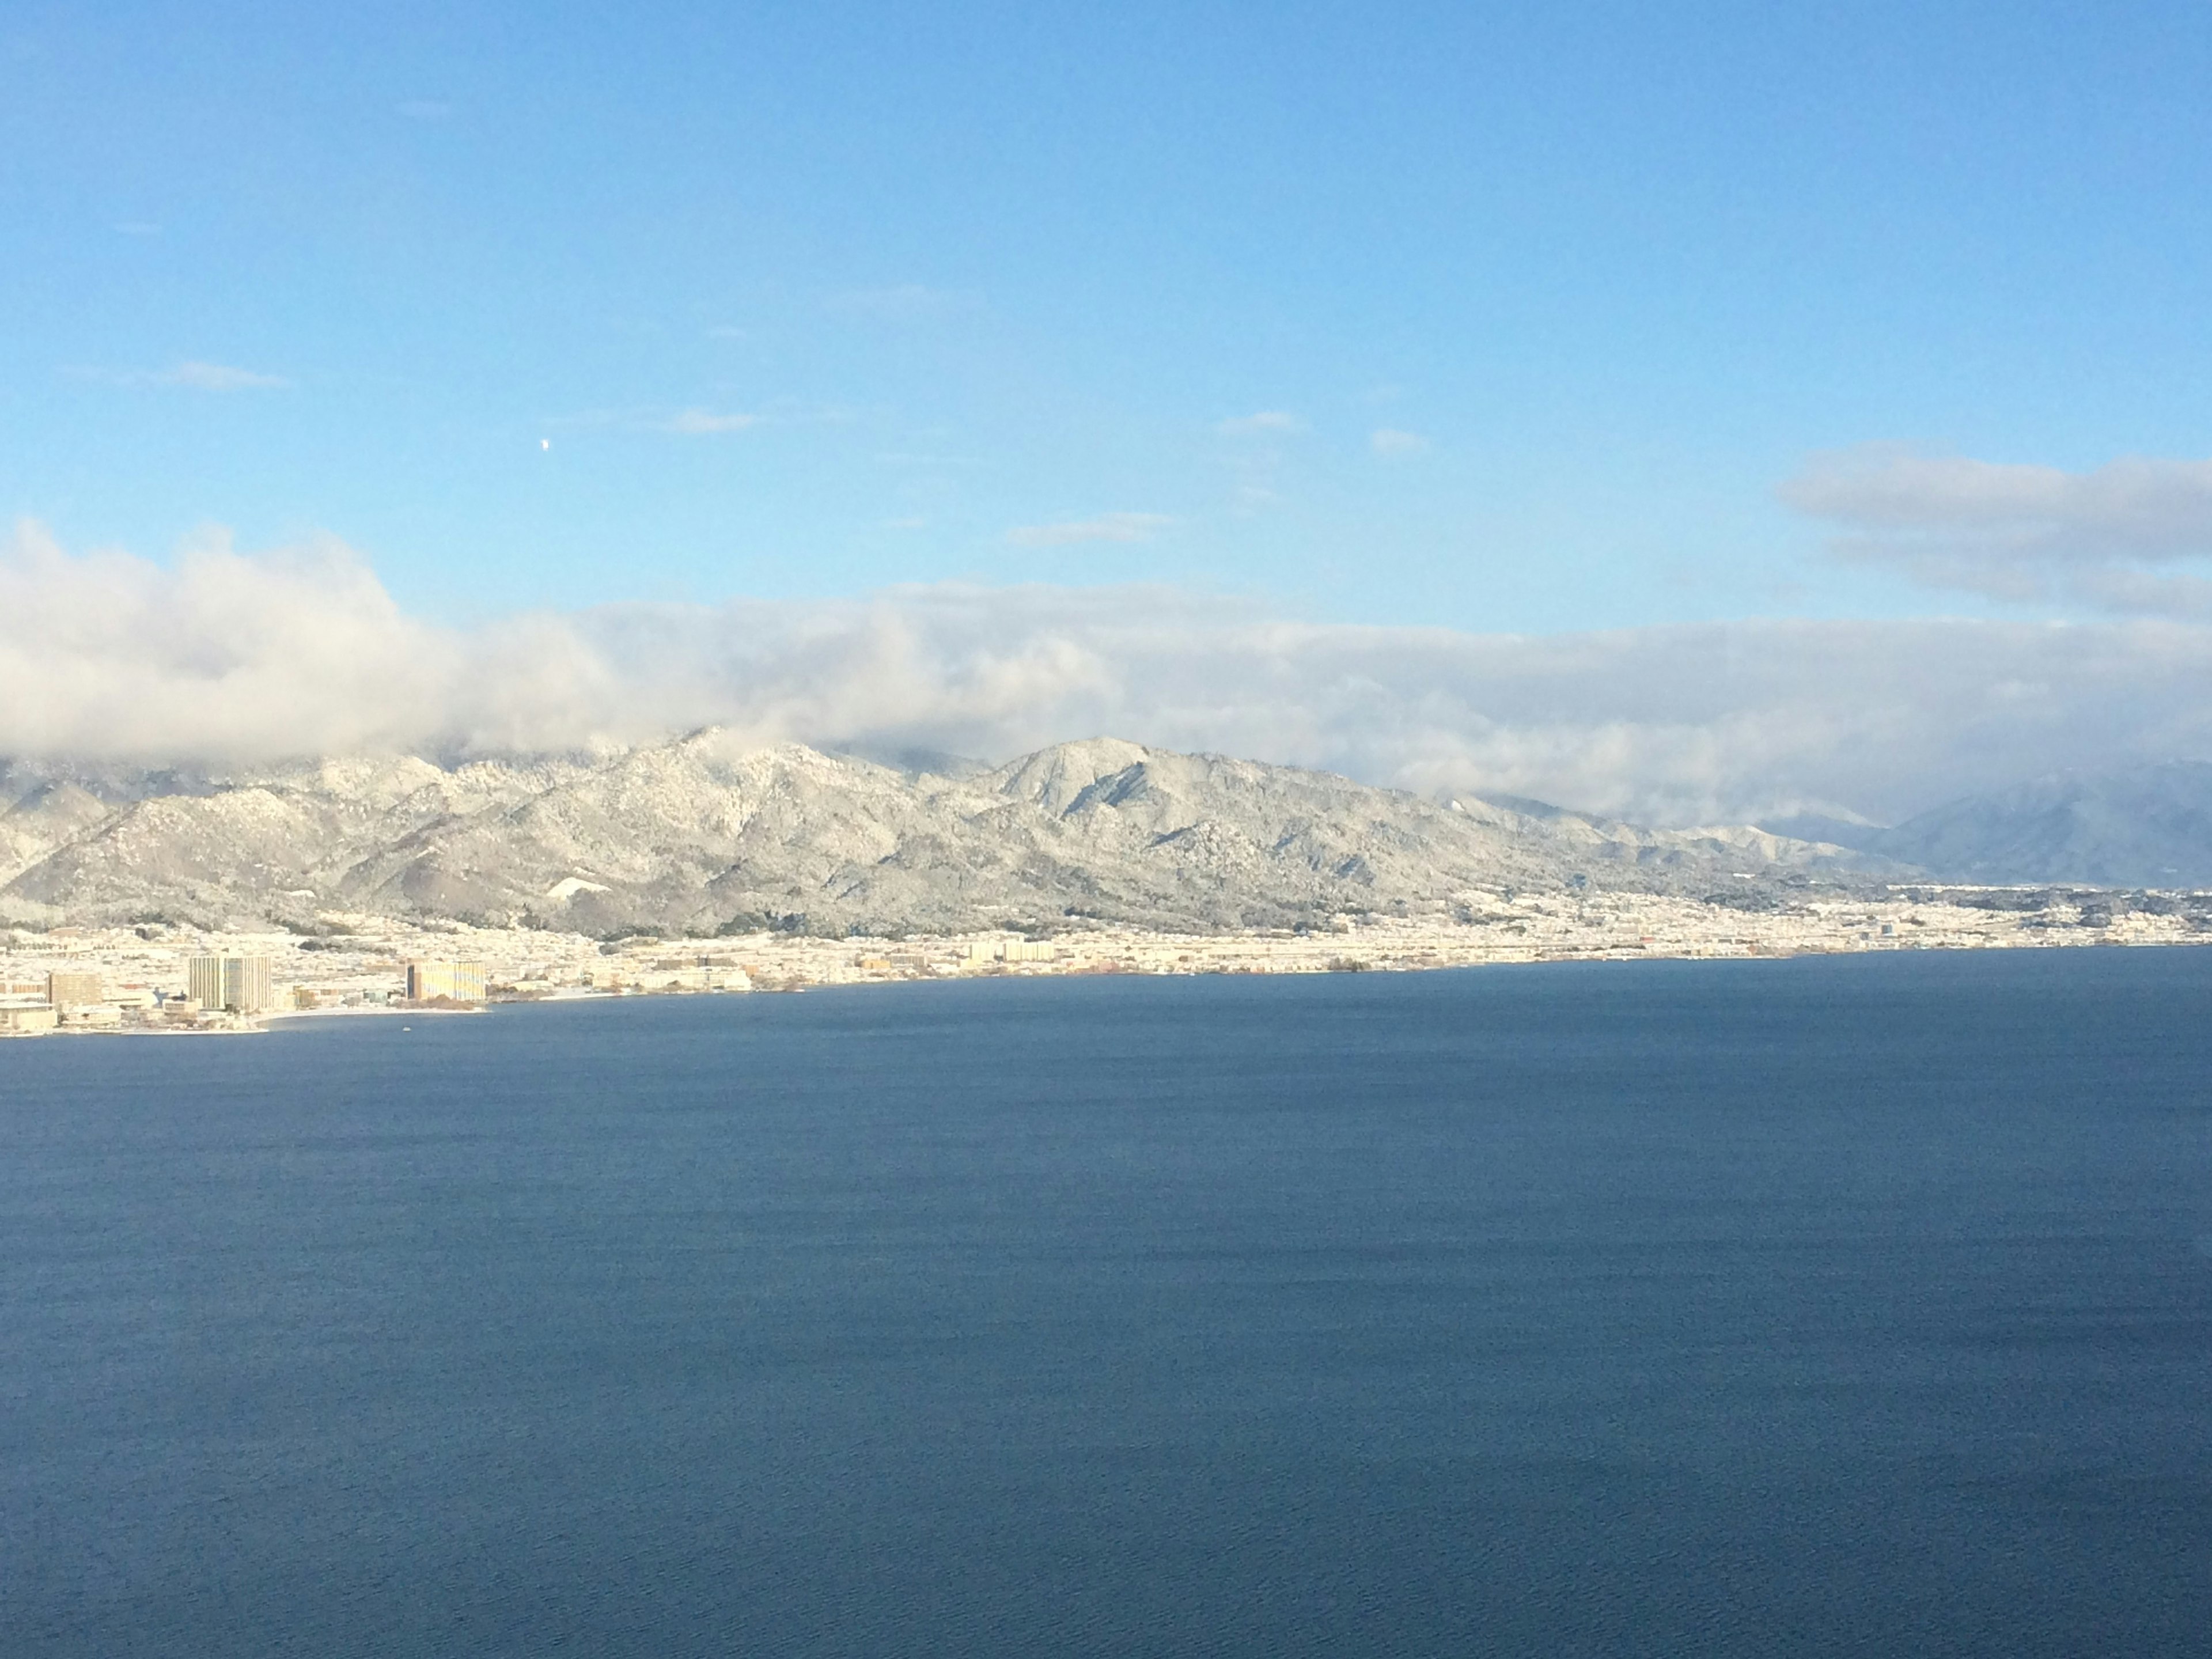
[1370,427,1430,457]
[1217,411,1302,437]
[662,407,760,435]
[12,521,2212,825]
[825,284,977,320]
[68,360,292,392]
[1005,512,1173,548]
[1214,415,1302,515]
[158,361,291,391]
[1783,445,2212,615]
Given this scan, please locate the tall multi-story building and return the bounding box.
[186,956,274,1015]
[404,960,487,1004]
[46,971,104,1009]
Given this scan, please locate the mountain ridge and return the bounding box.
[2,732,1887,936]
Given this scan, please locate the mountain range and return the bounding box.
[9,735,2206,937]
[1762,763,2212,889]
[0,732,1873,937]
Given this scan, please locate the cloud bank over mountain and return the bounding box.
[1785,446,2212,616]
[9,520,2212,828]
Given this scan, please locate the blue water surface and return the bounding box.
[4,949,2211,1656]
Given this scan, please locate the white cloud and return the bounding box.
[1370,427,1430,456]
[1783,445,2212,613]
[10,521,2212,827]
[1005,512,1173,548]
[662,408,759,435]
[156,361,291,391]
[0,522,454,763]
[1217,411,1302,437]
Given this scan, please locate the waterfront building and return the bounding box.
[404,960,487,1003]
[185,956,274,1015]
[47,970,104,1009]
[961,940,1059,964]
[0,1004,58,1037]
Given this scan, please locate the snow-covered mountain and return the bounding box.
[1824,763,2212,888]
[1,732,1878,935]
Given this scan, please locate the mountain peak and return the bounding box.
[990,737,1158,814]
[0,736,1891,935]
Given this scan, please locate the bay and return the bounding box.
[4,949,2211,1656]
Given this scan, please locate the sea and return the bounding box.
[3,948,2211,1657]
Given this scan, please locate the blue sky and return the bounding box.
[7,0,2212,635]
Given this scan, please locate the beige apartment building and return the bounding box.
[404,960,487,1004]
[46,971,103,1009]
[186,956,274,1016]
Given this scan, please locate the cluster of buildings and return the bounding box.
[2,968,156,1036]
[0,953,491,1039]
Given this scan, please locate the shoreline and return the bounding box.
[5,890,2210,1040]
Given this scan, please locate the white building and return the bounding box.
[186,956,274,1015]
[0,1003,58,1037]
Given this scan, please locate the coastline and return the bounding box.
[3,886,2207,1040]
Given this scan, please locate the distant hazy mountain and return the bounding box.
[1831,763,2212,888]
[1755,812,1887,853]
[1756,764,2212,887]
[0,733,1881,935]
